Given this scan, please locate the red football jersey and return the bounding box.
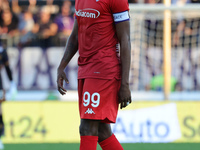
[75,0,130,79]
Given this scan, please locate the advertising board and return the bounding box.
[2,101,200,143]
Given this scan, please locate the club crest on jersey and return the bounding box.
[75,8,100,18]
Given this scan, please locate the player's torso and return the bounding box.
[75,0,118,56]
[75,0,126,79]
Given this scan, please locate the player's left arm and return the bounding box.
[115,20,132,109]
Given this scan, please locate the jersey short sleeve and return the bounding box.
[110,0,130,23]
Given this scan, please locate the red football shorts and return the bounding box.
[78,78,120,123]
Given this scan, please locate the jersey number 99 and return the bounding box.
[83,92,100,107]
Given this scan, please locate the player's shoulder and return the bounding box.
[108,0,129,14]
[108,0,128,5]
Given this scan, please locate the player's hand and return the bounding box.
[57,69,69,95]
[118,85,132,109]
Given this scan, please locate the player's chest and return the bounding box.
[75,0,111,19]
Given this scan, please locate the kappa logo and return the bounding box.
[85,108,95,114]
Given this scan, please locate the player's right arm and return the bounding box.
[57,19,78,95]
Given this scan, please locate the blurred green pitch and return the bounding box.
[4,143,200,150]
